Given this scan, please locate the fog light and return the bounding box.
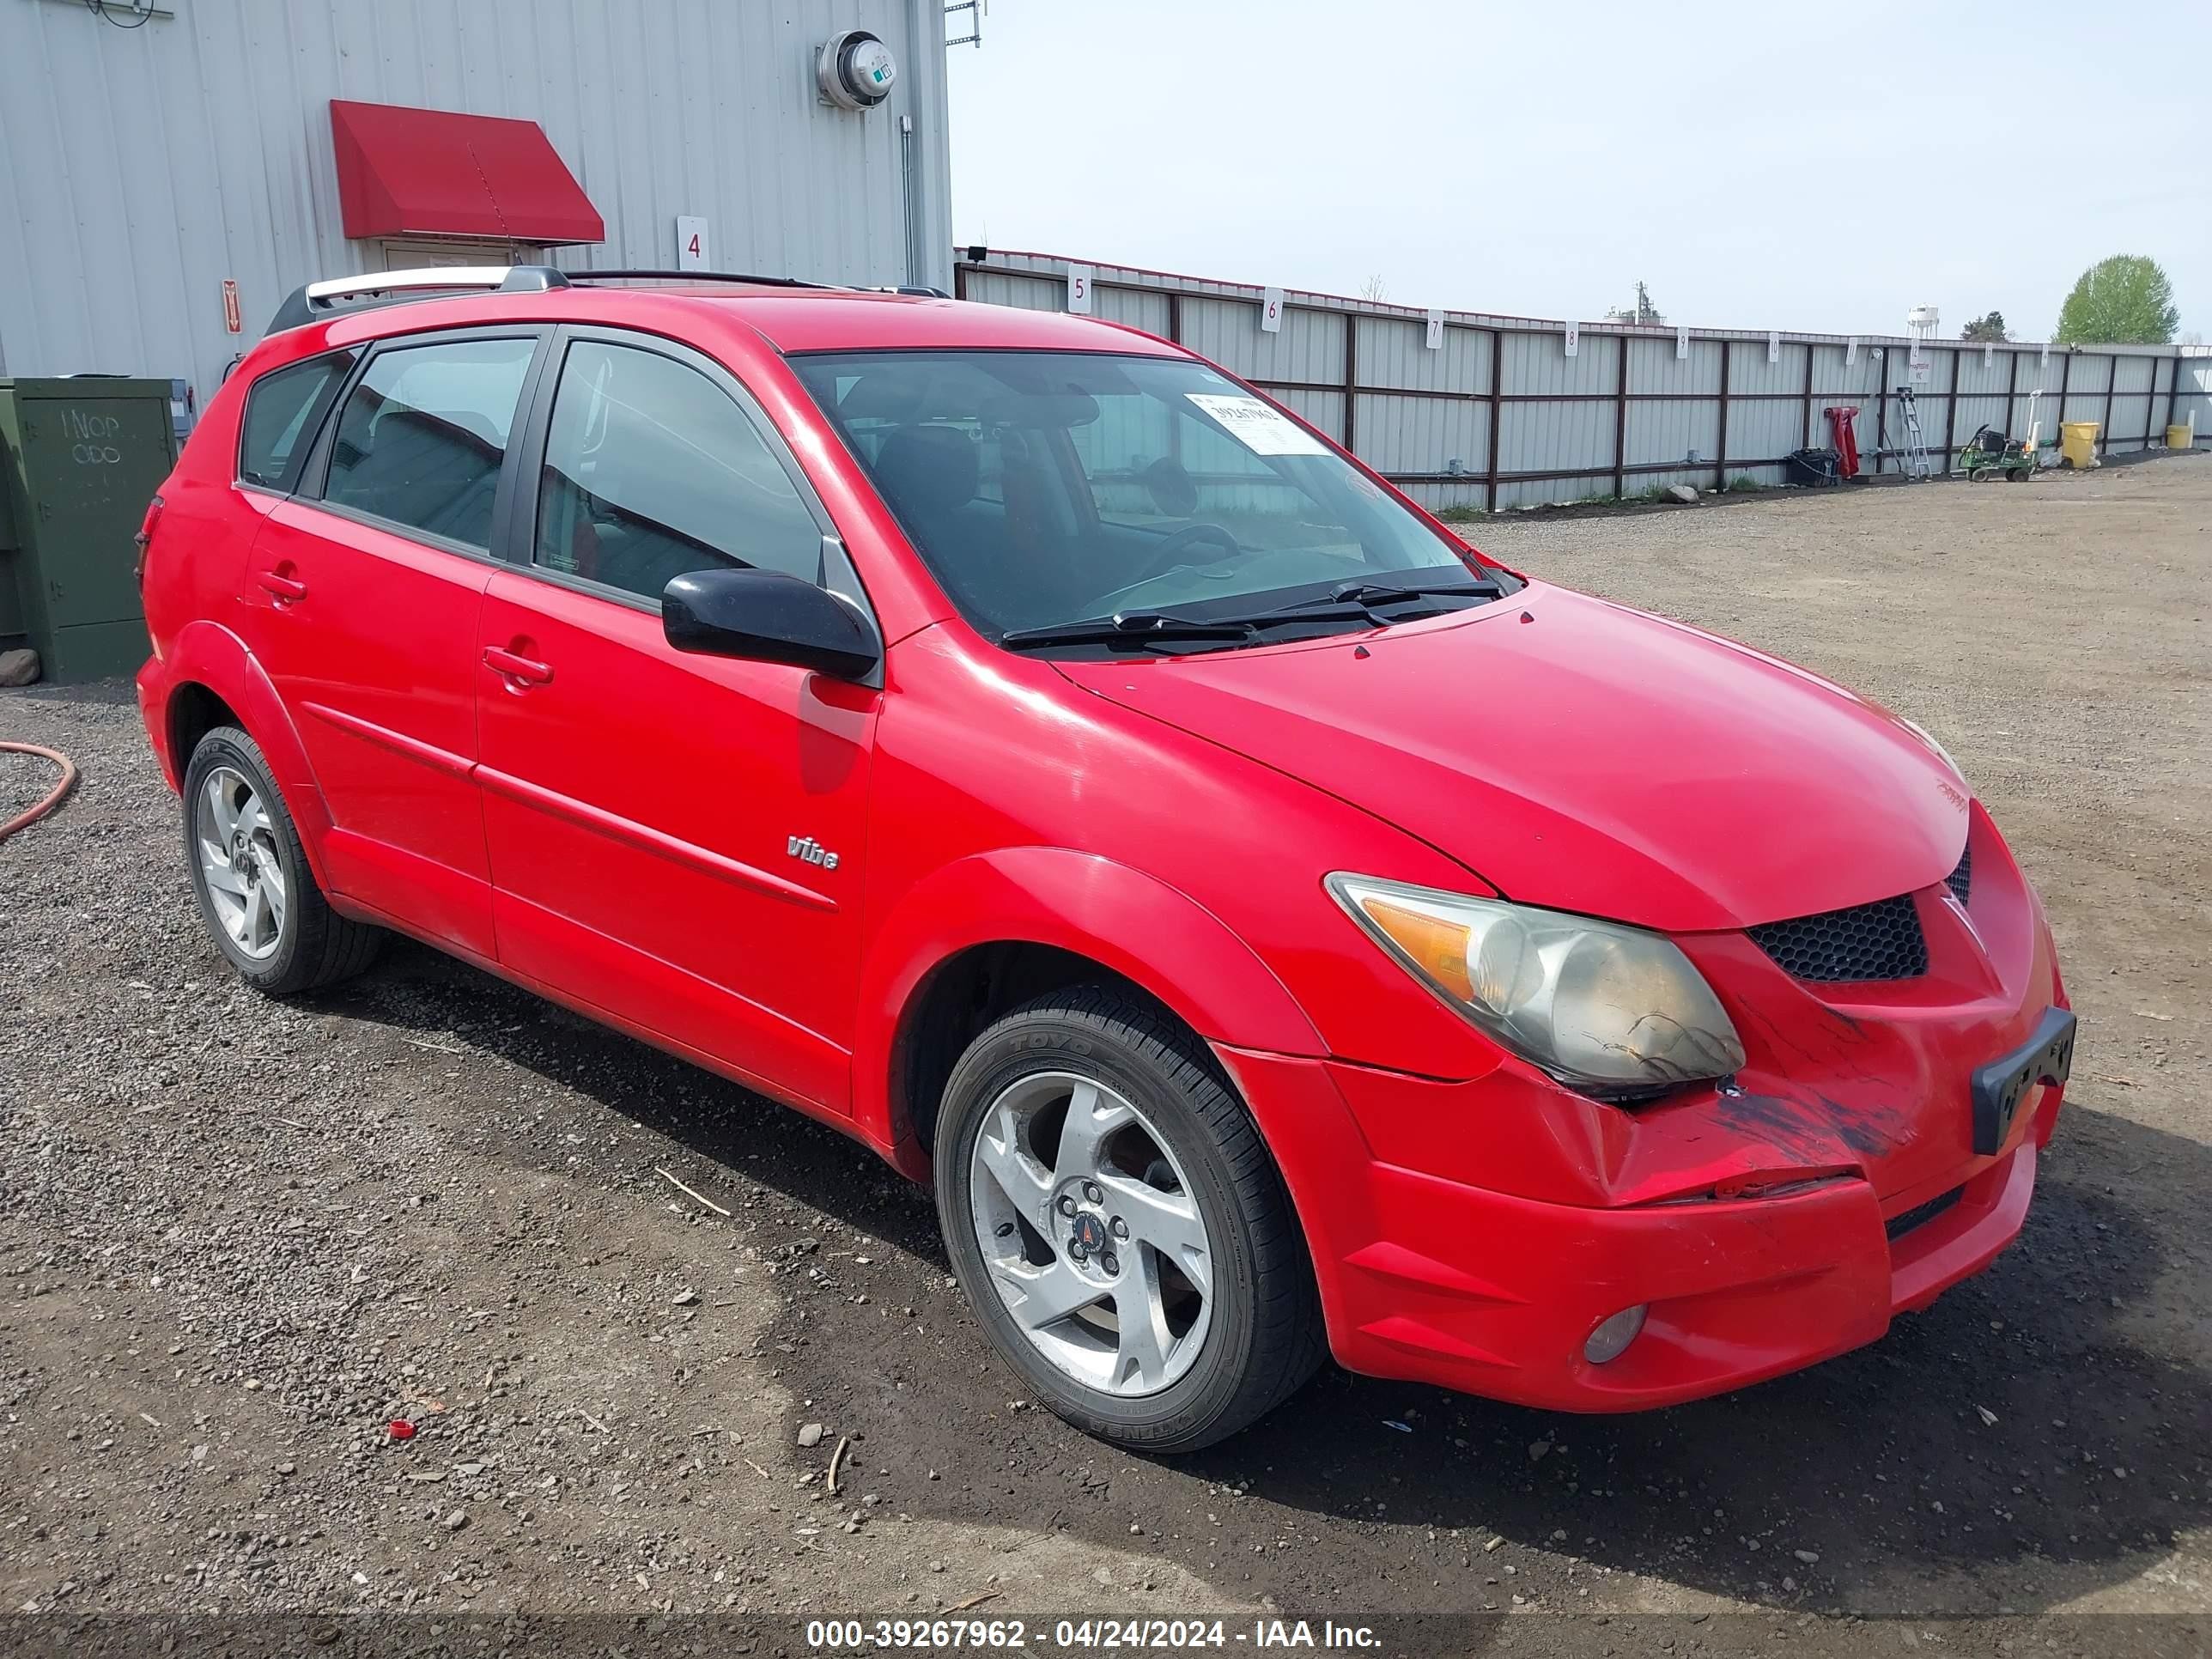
[1583,1304,1648,1364]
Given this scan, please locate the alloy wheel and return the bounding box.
[194,766,286,961]
[966,1070,1213,1396]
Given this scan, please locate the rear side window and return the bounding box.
[322,337,538,551]
[238,351,356,491]
[533,340,823,603]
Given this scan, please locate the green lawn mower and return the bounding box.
[1956,390,2044,483]
[1957,422,2036,482]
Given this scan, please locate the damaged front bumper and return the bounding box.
[1218,810,2072,1412]
[1220,1042,2067,1412]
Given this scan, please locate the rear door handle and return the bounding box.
[255,570,307,601]
[483,645,554,685]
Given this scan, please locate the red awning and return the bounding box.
[330,100,604,246]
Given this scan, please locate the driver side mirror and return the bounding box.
[663,568,881,683]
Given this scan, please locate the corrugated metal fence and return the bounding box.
[957,251,2210,512]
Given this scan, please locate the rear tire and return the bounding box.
[181,726,380,995]
[934,986,1324,1451]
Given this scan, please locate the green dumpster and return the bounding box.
[0,377,178,684]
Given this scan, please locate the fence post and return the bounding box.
[2169,349,2185,441]
[1716,337,1732,490]
[1874,354,1887,477]
[1486,330,1504,513]
[1801,339,1815,450]
[2058,348,2074,442]
[1612,335,1628,500]
[1341,308,1359,453]
[2006,347,2021,441]
[1944,348,1963,464]
[2102,354,2119,456]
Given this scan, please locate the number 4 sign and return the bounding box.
[676,216,710,271]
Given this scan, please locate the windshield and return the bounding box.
[791,349,1504,648]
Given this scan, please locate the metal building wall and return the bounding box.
[0,0,951,406]
[956,252,2199,512]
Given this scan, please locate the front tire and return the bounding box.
[181,726,380,995]
[934,986,1323,1451]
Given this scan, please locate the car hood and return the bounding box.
[1053,581,1972,933]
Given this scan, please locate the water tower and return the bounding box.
[1900,304,1940,392]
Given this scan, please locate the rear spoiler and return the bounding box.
[266,264,569,334]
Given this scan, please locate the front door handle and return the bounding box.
[483,645,554,686]
[255,570,307,602]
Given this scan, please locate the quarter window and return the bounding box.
[238,351,357,492]
[533,341,823,602]
[322,337,538,551]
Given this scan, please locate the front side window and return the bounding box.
[322,337,537,551]
[793,349,1501,649]
[238,350,357,491]
[533,341,823,603]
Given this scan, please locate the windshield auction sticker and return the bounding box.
[1183,393,1328,455]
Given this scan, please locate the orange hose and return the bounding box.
[0,742,76,843]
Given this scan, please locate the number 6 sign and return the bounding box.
[1261,287,1285,334]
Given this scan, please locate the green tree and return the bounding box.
[1961,310,2008,343]
[2054,256,2179,345]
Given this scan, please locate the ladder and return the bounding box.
[1895,385,1933,480]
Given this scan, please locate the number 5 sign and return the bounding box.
[1067,264,1093,314]
[676,216,710,271]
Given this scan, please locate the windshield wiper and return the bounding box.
[1317,577,1503,608]
[997,611,1260,651]
[1195,577,1504,631]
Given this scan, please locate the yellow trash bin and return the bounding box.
[2059,422,2100,469]
[2169,423,2196,451]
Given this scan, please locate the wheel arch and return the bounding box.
[856,848,1326,1179]
[154,621,337,891]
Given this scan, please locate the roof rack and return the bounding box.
[565,268,842,290]
[264,263,954,337]
[266,264,569,334]
[565,270,950,297]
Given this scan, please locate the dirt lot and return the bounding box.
[3,457,2208,1655]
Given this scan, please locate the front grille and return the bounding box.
[1946,843,1973,907]
[1885,1185,1963,1242]
[1748,891,1929,982]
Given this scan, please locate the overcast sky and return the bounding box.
[946,3,2207,343]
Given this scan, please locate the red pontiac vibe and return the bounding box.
[134,266,2075,1449]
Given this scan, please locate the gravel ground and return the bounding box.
[2,455,2208,1655]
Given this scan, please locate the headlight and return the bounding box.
[1327,874,1746,1097]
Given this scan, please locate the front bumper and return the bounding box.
[1215,1042,2066,1413]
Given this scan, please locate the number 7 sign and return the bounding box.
[677,216,710,271]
